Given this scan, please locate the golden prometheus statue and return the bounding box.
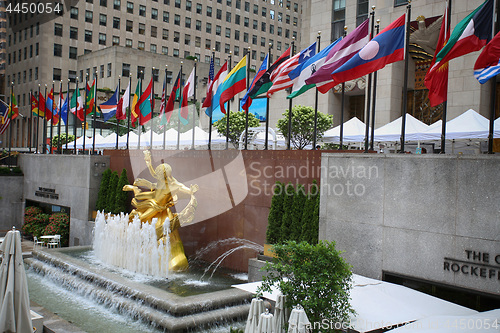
[123,151,198,271]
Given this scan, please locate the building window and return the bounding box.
[99,33,106,45]
[35,67,39,80]
[114,0,121,10]
[235,15,240,25]
[150,26,157,37]
[261,22,266,32]
[195,36,201,47]
[234,30,240,40]
[127,1,133,13]
[332,0,346,40]
[36,43,39,55]
[54,43,62,57]
[277,41,281,50]
[215,41,220,51]
[70,26,78,39]
[205,39,211,50]
[100,14,107,26]
[286,0,290,9]
[152,8,158,19]
[126,20,133,32]
[162,46,168,55]
[253,20,258,29]
[122,63,130,77]
[174,14,180,25]
[206,22,212,33]
[196,20,201,31]
[139,5,146,16]
[261,37,266,47]
[394,0,408,6]
[226,12,231,22]
[260,52,265,61]
[173,49,179,57]
[54,23,63,36]
[286,14,290,24]
[356,0,368,26]
[225,28,231,38]
[125,39,132,47]
[69,70,77,83]
[139,23,145,34]
[113,36,120,45]
[175,0,181,8]
[293,31,297,39]
[186,0,192,11]
[243,32,248,42]
[262,7,267,17]
[251,50,256,60]
[101,0,107,6]
[150,44,157,53]
[185,34,191,45]
[69,46,77,59]
[216,25,221,36]
[87,0,93,3]
[70,7,78,19]
[138,41,145,50]
[234,46,239,56]
[244,17,249,27]
[29,69,32,81]
[105,63,111,77]
[236,0,241,8]
[163,29,169,40]
[84,49,92,54]
[163,11,169,22]
[285,29,289,38]
[196,3,202,14]
[205,55,211,63]
[225,43,230,54]
[23,71,26,83]
[207,6,212,16]
[270,24,274,34]
[30,45,33,57]
[85,10,93,23]
[53,68,62,81]
[153,68,159,82]
[174,31,180,42]
[164,0,170,3]
[270,9,275,19]
[215,58,220,66]
[216,9,222,20]
[185,17,191,28]
[278,12,282,22]
[184,50,190,58]
[227,0,231,6]
[252,35,257,45]
[278,26,282,36]
[100,65,105,78]
[113,17,120,29]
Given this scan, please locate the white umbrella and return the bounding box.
[245,298,265,333]
[257,309,274,333]
[287,306,310,333]
[0,228,33,333]
[273,294,288,333]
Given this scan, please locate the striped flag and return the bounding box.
[99,86,119,122]
[241,54,268,112]
[130,81,141,127]
[116,81,129,120]
[203,62,228,117]
[266,43,316,98]
[249,48,290,98]
[474,31,500,84]
[158,75,167,123]
[203,57,215,107]
[0,100,10,135]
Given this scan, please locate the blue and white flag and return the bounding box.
[59,93,69,125]
[99,86,119,122]
[474,30,500,84]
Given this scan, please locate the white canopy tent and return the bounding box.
[374,114,430,142]
[74,133,106,149]
[322,117,368,143]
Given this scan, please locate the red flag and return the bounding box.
[424,8,450,107]
[137,79,153,126]
[164,71,181,124]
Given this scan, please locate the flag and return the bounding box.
[59,93,69,125]
[99,86,119,122]
[158,75,167,123]
[52,89,61,125]
[288,40,341,99]
[31,94,41,117]
[203,57,215,107]
[331,14,406,84]
[70,87,84,120]
[249,48,291,98]
[163,71,182,124]
[241,54,268,112]
[203,62,228,117]
[0,100,10,135]
[130,81,141,127]
[180,67,196,125]
[116,81,130,120]
[45,88,54,121]
[474,31,500,84]
[86,79,96,116]
[424,9,450,107]
[137,79,153,126]
[267,43,316,98]
[218,55,247,113]
[429,0,493,79]
[306,19,369,93]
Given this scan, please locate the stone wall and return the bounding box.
[0,175,24,232]
[19,154,110,246]
[319,154,500,297]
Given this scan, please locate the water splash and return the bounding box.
[93,212,170,278]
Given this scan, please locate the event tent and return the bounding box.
[374,114,430,142]
[322,117,369,143]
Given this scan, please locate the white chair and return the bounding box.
[47,235,61,248]
[33,236,45,248]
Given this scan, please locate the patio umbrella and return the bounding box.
[273,294,288,333]
[245,298,265,333]
[257,309,274,333]
[287,306,310,333]
[0,228,33,333]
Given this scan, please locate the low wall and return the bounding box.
[0,175,24,232]
[319,154,500,297]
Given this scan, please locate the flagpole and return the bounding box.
[163,64,168,150]
[313,31,321,150]
[208,49,215,150]
[93,71,98,154]
[400,2,411,153]
[440,0,451,153]
[57,81,62,154]
[28,90,32,153]
[246,46,252,150]
[369,20,380,151]
[8,83,12,164]
[138,70,143,150]
[73,78,78,155]
[36,85,40,154]
[339,27,347,151]
[191,60,197,150]
[287,37,295,150]
[488,0,498,153]
[151,68,155,150]
[83,74,88,153]
[177,62,183,150]
[265,45,271,150]
[226,52,232,150]
[66,79,70,152]
[43,84,47,154]
[364,7,375,153]
[50,81,55,154]
[117,75,121,150]
[127,73,132,150]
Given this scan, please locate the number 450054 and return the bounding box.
[6,2,62,14]
[444,319,499,330]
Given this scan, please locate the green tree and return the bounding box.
[106,171,119,213]
[266,181,285,244]
[289,184,306,242]
[114,168,130,214]
[213,111,259,148]
[280,182,295,243]
[277,105,333,150]
[301,180,319,244]
[52,133,76,148]
[96,168,112,212]
[258,241,354,333]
